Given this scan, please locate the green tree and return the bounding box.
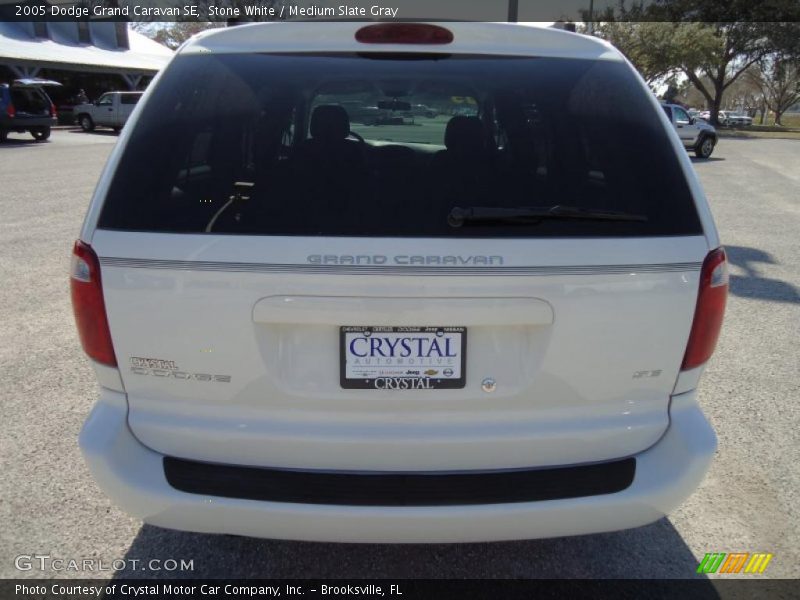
[148,22,224,50]
[587,2,800,125]
[133,0,285,49]
[748,59,800,126]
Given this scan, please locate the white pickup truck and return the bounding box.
[74,91,142,133]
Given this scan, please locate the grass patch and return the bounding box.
[743,112,800,129]
[717,129,800,140]
[776,113,800,128]
[716,112,800,139]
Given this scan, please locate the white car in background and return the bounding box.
[74,21,725,543]
[702,110,753,126]
[722,111,753,126]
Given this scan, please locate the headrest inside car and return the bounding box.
[310,105,350,141]
[445,116,485,153]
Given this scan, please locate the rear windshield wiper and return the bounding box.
[447,205,648,228]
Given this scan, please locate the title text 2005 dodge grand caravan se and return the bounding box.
[73,22,726,542]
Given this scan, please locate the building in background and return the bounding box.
[0,18,172,122]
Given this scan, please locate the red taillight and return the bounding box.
[355,23,454,45]
[6,103,14,118]
[50,102,57,118]
[71,241,116,366]
[682,248,728,370]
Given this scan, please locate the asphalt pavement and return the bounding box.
[0,129,797,580]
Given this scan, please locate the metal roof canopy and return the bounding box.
[0,21,172,79]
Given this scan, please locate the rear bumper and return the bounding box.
[79,389,716,543]
[0,116,56,130]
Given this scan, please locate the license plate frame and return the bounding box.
[340,326,467,390]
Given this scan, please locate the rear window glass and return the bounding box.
[98,53,702,237]
[10,88,50,114]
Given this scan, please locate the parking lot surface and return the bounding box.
[0,129,798,579]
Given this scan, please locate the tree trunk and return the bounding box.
[775,110,784,126]
[709,72,726,126]
[710,93,724,126]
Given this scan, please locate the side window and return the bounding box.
[661,105,673,121]
[172,131,215,191]
[673,107,690,123]
[185,131,213,172]
[495,99,550,178]
[120,95,141,105]
[281,107,296,149]
[97,95,113,106]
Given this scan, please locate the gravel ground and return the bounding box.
[0,130,797,580]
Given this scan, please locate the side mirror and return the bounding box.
[689,117,695,124]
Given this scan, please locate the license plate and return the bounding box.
[340,326,466,390]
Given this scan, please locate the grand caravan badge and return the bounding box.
[129,357,231,383]
[308,255,504,266]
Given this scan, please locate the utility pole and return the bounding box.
[508,0,519,23]
[587,0,595,34]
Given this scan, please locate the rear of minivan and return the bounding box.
[0,81,57,141]
[74,22,724,542]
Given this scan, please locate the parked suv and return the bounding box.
[662,103,718,158]
[74,91,143,133]
[0,79,58,142]
[74,22,726,543]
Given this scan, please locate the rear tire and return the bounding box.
[0,130,7,143]
[695,136,715,159]
[113,126,122,134]
[79,115,95,132]
[31,127,50,141]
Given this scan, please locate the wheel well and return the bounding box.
[696,132,716,147]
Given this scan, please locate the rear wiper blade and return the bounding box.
[447,205,648,228]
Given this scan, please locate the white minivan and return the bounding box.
[73,22,726,543]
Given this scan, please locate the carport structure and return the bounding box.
[0,19,172,92]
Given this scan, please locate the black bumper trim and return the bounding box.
[0,117,56,129]
[163,456,636,507]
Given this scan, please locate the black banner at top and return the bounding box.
[1,0,799,23]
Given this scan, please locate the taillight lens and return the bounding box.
[682,248,728,370]
[50,102,57,118]
[6,103,14,118]
[355,23,454,45]
[70,241,116,366]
